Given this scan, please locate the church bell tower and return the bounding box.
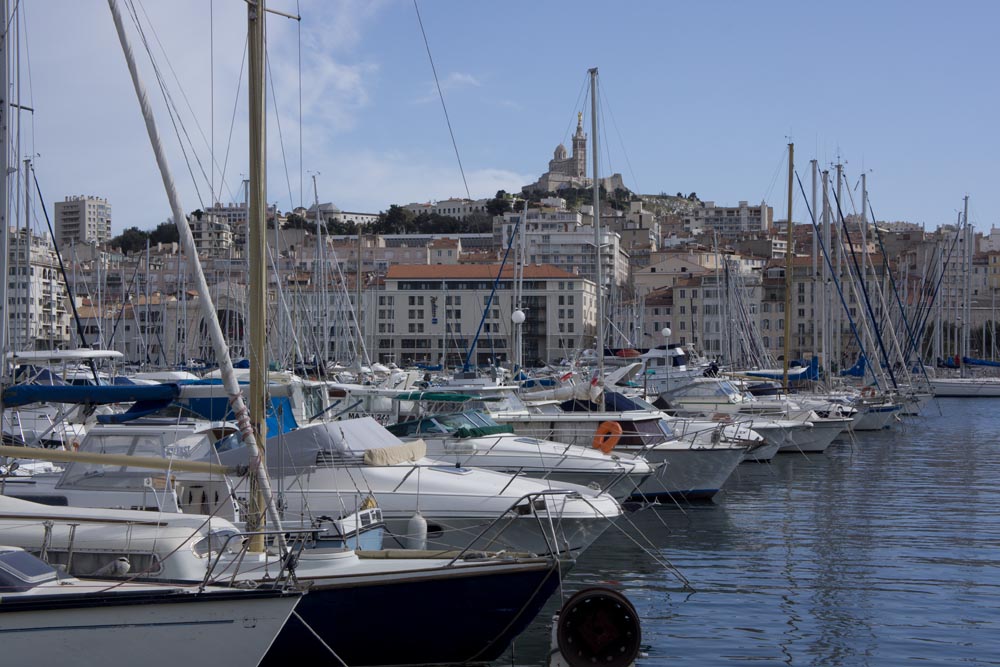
[571,112,587,178]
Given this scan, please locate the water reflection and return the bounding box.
[500,401,1000,665]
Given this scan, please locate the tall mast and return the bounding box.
[821,169,830,379]
[811,159,818,362]
[22,158,31,349]
[861,172,868,355]
[830,162,848,370]
[356,221,364,368]
[963,195,971,361]
[782,143,794,390]
[0,0,11,369]
[589,67,603,380]
[247,0,269,543]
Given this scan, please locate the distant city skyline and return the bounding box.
[21,0,999,234]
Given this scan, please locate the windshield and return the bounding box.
[0,550,58,592]
[59,429,213,490]
[621,418,673,448]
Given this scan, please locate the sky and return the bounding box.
[18,0,1000,235]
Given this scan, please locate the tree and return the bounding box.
[110,226,150,255]
[283,213,314,230]
[150,221,179,245]
[486,190,512,217]
[463,212,493,233]
[376,205,414,234]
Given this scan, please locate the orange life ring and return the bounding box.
[592,421,623,454]
[861,386,876,398]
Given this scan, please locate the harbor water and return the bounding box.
[500,399,1000,666]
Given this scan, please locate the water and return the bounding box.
[500,399,1000,666]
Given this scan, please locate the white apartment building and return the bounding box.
[496,206,629,290]
[54,195,111,247]
[683,200,772,238]
[378,264,596,367]
[204,202,248,227]
[403,198,490,221]
[5,228,71,350]
[190,213,234,257]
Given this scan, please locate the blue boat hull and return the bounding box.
[261,560,561,666]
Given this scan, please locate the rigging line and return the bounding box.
[794,169,874,387]
[19,0,33,162]
[265,50,295,212]
[412,0,470,200]
[131,2,237,206]
[0,0,18,40]
[562,71,590,148]
[600,84,640,195]
[133,0,210,207]
[134,0,227,204]
[598,86,615,195]
[125,0,207,208]
[830,182,898,388]
[219,36,249,203]
[297,0,303,208]
[759,145,787,206]
[210,0,214,203]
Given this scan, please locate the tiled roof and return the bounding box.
[385,264,582,280]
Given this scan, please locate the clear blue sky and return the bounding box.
[23,0,999,234]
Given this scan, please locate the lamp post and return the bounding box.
[661,327,672,392]
[511,307,526,371]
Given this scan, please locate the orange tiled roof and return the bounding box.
[385,264,581,280]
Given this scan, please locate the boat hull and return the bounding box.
[624,445,745,501]
[742,439,781,462]
[0,588,297,667]
[929,378,1000,397]
[851,404,901,431]
[779,419,847,453]
[262,559,561,666]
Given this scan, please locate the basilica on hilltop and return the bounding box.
[522,112,625,195]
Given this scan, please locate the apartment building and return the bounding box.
[378,264,596,367]
[54,195,111,247]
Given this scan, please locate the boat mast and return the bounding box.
[590,67,604,381]
[247,0,269,543]
[821,169,830,382]
[963,195,971,362]
[782,142,794,390]
[22,157,30,350]
[0,0,8,375]
[107,0,283,547]
[811,159,818,365]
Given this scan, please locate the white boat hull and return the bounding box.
[620,444,746,501]
[929,378,1000,397]
[851,403,902,431]
[0,589,297,667]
